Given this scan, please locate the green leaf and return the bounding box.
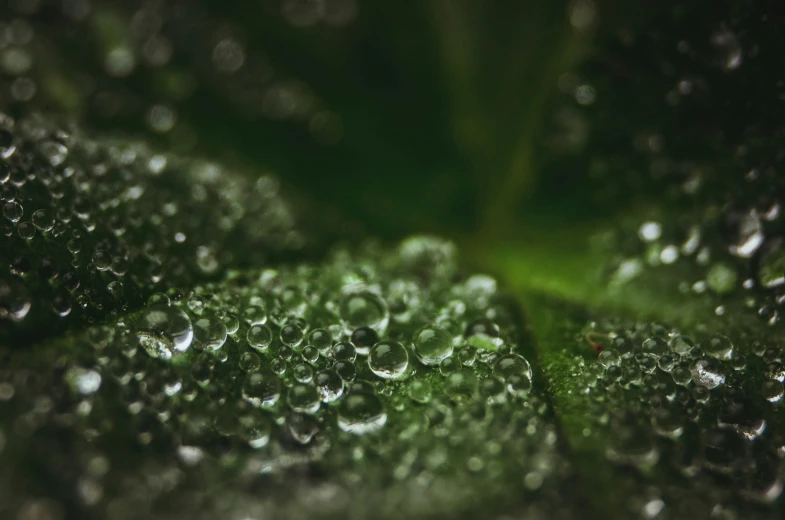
[3,1,785,519]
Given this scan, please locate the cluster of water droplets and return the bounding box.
[563,319,785,518]
[604,204,785,328]
[0,112,306,342]
[0,236,575,519]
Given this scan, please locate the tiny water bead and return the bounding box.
[314,370,344,402]
[247,324,273,351]
[368,340,409,379]
[333,360,356,381]
[407,380,431,403]
[242,369,281,408]
[413,325,453,365]
[293,363,314,383]
[288,383,320,414]
[239,352,262,372]
[705,335,733,360]
[135,303,193,360]
[2,200,22,222]
[301,345,320,363]
[493,354,533,382]
[193,312,227,350]
[340,290,389,334]
[243,304,267,326]
[0,278,31,321]
[439,356,461,376]
[350,326,380,356]
[337,391,387,435]
[223,313,240,334]
[333,341,357,362]
[445,371,478,402]
[309,328,333,353]
[280,323,304,347]
[762,380,784,403]
[240,415,271,449]
[464,318,501,350]
[31,209,54,231]
[691,357,726,389]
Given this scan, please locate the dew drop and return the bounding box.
[368,340,409,379]
[413,325,453,365]
[690,357,726,389]
[0,277,31,321]
[288,383,320,414]
[338,391,387,434]
[350,326,380,356]
[340,291,389,334]
[492,354,533,382]
[135,303,193,360]
[247,324,273,351]
[242,369,281,408]
[314,370,344,403]
[193,312,227,351]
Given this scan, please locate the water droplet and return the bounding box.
[722,207,764,258]
[445,371,478,402]
[350,326,380,356]
[705,335,733,360]
[239,351,261,372]
[506,374,532,398]
[340,291,389,334]
[66,368,102,395]
[759,244,785,288]
[691,357,725,389]
[338,391,386,434]
[288,383,320,414]
[242,369,281,408]
[333,360,356,382]
[598,349,621,367]
[0,277,31,321]
[309,328,333,353]
[193,312,227,351]
[31,209,54,231]
[333,341,356,361]
[135,303,193,360]
[280,322,304,347]
[247,324,273,351]
[243,304,267,326]
[288,413,319,444]
[3,200,22,222]
[314,370,344,402]
[413,325,453,365]
[239,414,271,449]
[439,356,462,375]
[293,363,314,383]
[464,318,501,350]
[493,354,533,382]
[368,340,409,379]
[407,380,431,403]
[762,380,784,403]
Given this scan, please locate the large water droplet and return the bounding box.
[242,368,281,408]
[492,354,533,382]
[193,312,227,351]
[340,291,389,334]
[413,325,453,365]
[338,391,386,434]
[368,340,409,379]
[690,357,726,389]
[135,303,193,360]
[0,277,31,321]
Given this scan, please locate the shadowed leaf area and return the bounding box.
[2,1,785,519]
